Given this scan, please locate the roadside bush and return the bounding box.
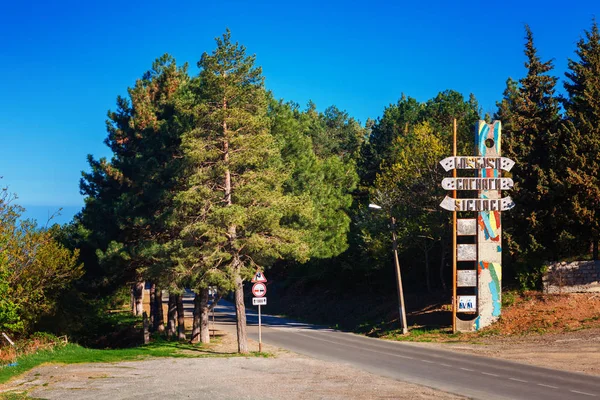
[0,188,83,335]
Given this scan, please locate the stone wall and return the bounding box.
[543,260,600,294]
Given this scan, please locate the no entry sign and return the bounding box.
[252,282,267,297]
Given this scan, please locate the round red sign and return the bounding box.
[252,282,267,297]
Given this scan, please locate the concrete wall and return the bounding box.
[543,261,600,294]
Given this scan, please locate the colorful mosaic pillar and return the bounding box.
[475,121,502,329]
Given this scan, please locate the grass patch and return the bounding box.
[381,327,464,342]
[0,392,39,400]
[0,338,245,385]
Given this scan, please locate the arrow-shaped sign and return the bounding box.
[439,157,515,172]
[441,177,514,191]
[440,196,515,212]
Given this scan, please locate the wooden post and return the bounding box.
[452,119,457,334]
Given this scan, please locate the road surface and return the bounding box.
[214,299,600,400]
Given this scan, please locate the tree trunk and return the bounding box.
[143,312,150,344]
[222,94,248,354]
[439,238,447,292]
[167,293,177,338]
[154,287,165,333]
[234,265,248,353]
[191,293,201,343]
[594,240,599,261]
[177,294,186,340]
[199,287,210,343]
[130,287,135,315]
[132,281,145,316]
[149,283,156,330]
[191,288,210,344]
[424,247,432,293]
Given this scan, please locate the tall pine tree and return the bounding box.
[563,20,600,260]
[496,26,563,285]
[175,31,309,353]
[80,55,189,311]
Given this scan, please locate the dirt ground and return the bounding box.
[404,292,600,376]
[0,327,467,400]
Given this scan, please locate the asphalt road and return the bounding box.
[214,299,600,400]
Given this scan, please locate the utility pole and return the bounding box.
[390,216,408,335]
[369,203,408,335]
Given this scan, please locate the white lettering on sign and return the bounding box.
[441,178,513,191]
[439,157,515,172]
[458,295,477,312]
[439,196,515,212]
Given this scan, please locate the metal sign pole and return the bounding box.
[452,119,457,334]
[258,304,262,353]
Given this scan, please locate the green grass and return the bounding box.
[382,327,463,342]
[0,392,39,400]
[0,339,242,385]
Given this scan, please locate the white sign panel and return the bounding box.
[458,295,477,312]
[253,297,267,306]
[440,196,515,212]
[441,177,513,191]
[457,270,477,287]
[439,156,515,172]
[457,244,477,261]
[457,219,477,236]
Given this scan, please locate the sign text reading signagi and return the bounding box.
[439,196,515,212]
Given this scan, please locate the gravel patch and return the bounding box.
[4,356,466,400]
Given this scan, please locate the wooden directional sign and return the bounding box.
[441,177,513,191]
[439,156,515,172]
[440,196,515,212]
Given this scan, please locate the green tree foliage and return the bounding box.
[0,189,82,334]
[495,26,564,286]
[269,100,359,259]
[371,122,449,292]
[354,91,479,291]
[79,55,189,298]
[174,31,310,353]
[562,20,600,260]
[360,91,479,186]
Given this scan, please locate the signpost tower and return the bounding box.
[439,120,515,332]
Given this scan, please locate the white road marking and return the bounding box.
[481,372,500,377]
[509,378,528,383]
[422,360,434,364]
[439,363,452,367]
[460,368,474,372]
[570,390,597,397]
[537,383,558,389]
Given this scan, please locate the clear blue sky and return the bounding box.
[0,0,598,225]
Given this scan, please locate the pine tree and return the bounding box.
[80,55,189,309]
[175,30,309,353]
[563,20,600,260]
[496,26,563,283]
[269,100,359,259]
